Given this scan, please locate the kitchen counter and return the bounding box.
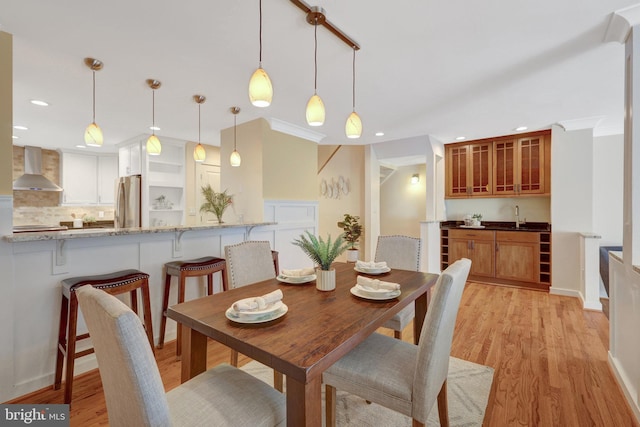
[440,220,551,232]
[3,222,275,243]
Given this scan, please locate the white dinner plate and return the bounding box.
[354,266,391,275]
[228,300,284,319]
[350,286,400,301]
[277,274,316,284]
[225,303,288,324]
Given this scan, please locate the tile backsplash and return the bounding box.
[13,206,115,226]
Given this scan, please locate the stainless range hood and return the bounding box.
[13,146,63,191]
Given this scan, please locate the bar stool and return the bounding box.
[157,256,227,356]
[53,269,153,404]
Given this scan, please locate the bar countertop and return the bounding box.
[3,222,276,243]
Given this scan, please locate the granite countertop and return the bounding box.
[3,222,276,243]
[440,220,551,232]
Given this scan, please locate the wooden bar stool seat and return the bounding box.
[53,269,153,404]
[157,256,227,356]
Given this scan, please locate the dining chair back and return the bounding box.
[323,258,471,427]
[76,285,286,427]
[374,235,421,339]
[224,241,279,289]
[374,235,421,271]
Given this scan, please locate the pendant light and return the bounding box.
[345,47,362,138]
[306,7,325,127]
[83,58,104,147]
[248,0,273,107]
[193,95,206,162]
[146,79,162,156]
[230,107,242,167]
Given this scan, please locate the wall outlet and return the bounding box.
[98,211,104,218]
[189,207,196,216]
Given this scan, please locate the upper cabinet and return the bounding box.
[445,130,551,199]
[61,151,118,205]
[445,141,493,198]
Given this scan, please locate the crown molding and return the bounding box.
[267,118,326,143]
[605,4,640,43]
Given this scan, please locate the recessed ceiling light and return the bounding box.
[455,136,466,140]
[75,144,86,148]
[149,126,161,131]
[30,100,49,106]
[515,126,528,131]
[375,132,384,136]
[13,125,28,130]
[12,135,18,139]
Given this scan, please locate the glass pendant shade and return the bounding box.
[306,94,325,126]
[345,111,362,139]
[230,150,242,167]
[84,122,104,147]
[193,143,206,162]
[146,134,162,155]
[249,67,273,107]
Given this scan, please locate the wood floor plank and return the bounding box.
[5,281,638,427]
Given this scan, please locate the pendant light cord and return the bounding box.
[151,90,155,135]
[352,47,356,111]
[233,114,237,150]
[259,0,263,67]
[92,71,96,122]
[314,19,318,93]
[198,103,201,143]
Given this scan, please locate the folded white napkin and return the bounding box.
[281,268,315,277]
[356,260,388,269]
[232,289,283,312]
[356,275,400,291]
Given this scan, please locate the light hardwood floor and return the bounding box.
[7,282,638,426]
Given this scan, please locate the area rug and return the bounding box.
[241,356,494,426]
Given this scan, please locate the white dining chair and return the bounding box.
[224,240,284,391]
[374,235,421,340]
[75,285,286,427]
[323,258,471,427]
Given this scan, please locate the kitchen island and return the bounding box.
[1,221,279,401]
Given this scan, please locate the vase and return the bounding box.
[346,249,359,263]
[216,215,224,224]
[316,268,336,291]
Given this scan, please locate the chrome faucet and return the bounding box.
[515,205,520,229]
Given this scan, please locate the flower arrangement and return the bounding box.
[292,231,350,271]
[337,214,362,250]
[200,185,233,223]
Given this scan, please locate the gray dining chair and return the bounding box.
[374,235,421,340]
[224,240,284,391]
[75,285,286,427]
[323,258,471,427]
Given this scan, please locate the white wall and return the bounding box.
[593,134,624,246]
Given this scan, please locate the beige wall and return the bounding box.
[1,32,12,195]
[380,164,426,237]
[184,141,220,225]
[318,145,365,261]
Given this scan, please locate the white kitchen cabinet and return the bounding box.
[61,151,118,205]
[118,143,141,177]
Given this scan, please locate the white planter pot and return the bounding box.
[316,268,336,291]
[346,249,359,263]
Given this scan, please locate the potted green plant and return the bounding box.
[292,231,350,291]
[337,214,363,263]
[200,185,233,223]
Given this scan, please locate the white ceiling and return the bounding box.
[1,0,635,156]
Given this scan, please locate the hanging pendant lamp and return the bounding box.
[345,47,362,138]
[193,95,206,162]
[249,0,273,107]
[84,58,104,147]
[230,107,242,167]
[306,7,325,126]
[146,79,162,156]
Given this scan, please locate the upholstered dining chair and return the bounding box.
[374,235,421,340]
[76,285,286,427]
[224,240,284,391]
[323,258,471,427]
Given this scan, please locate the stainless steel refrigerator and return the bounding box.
[115,175,142,228]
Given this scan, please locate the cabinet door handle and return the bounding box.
[471,240,475,250]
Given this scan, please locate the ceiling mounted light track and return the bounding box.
[290,0,360,50]
[84,58,104,147]
[229,107,242,167]
[193,95,206,163]
[146,79,162,156]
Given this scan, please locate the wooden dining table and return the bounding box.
[167,262,439,427]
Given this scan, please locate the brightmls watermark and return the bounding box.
[0,405,68,426]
